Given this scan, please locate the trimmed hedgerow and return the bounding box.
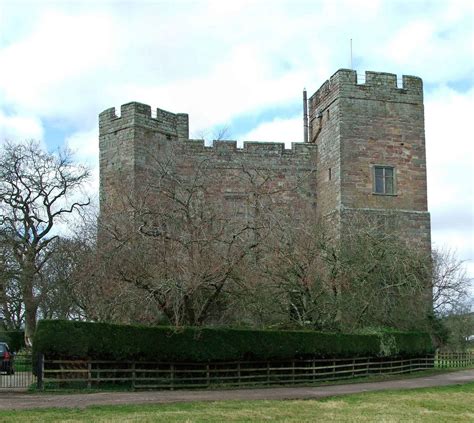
[33,320,433,362]
[0,330,25,352]
[381,331,434,357]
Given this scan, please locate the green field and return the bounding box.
[1,383,473,422]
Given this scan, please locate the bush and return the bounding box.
[0,330,25,352]
[33,320,434,362]
[387,331,434,356]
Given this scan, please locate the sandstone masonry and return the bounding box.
[99,69,431,252]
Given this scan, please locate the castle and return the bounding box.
[98,69,431,252]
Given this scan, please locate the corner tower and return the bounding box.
[309,69,430,250]
[99,102,189,217]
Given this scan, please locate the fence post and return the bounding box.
[37,353,44,391]
[206,363,210,387]
[237,362,241,385]
[87,360,92,389]
[132,362,136,391]
[170,364,174,390]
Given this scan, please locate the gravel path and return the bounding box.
[0,369,473,410]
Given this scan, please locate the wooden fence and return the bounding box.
[436,351,474,368]
[40,356,435,390]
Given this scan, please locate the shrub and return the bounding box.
[387,331,434,356]
[33,320,433,362]
[0,330,25,352]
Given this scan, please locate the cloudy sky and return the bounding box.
[0,0,473,286]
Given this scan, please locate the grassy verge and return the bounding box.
[2,382,473,422]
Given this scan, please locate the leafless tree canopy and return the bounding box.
[98,144,280,326]
[431,248,471,315]
[0,141,90,345]
[1,140,471,347]
[93,143,472,335]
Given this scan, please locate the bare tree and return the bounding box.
[0,243,23,329]
[238,206,336,329]
[99,149,261,326]
[245,213,436,332]
[36,237,90,321]
[0,141,90,345]
[431,248,472,316]
[194,125,231,144]
[442,305,474,351]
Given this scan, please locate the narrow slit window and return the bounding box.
[373,166,395,195]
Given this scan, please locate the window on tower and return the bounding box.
[373,165,396,195]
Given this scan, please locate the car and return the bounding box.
[0,342,14,375]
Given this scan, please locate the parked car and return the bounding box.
[0,342,14,375]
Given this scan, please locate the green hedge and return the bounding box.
[0,330,25,352]
[33,320,434,362]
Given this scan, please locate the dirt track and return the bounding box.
[0,369,473,410]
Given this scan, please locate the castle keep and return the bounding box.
[99,69,431,251]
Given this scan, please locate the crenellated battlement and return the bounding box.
[309,69,423,110]
[100,102,315,156]
[99,102,189,139]
[180,139,316,156]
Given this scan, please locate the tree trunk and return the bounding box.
[24,298,37,348]
[22,256,38,348]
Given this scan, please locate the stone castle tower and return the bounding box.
[98,69,430,251]
[309,69,430,248]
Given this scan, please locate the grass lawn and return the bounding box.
[1,382,473,422]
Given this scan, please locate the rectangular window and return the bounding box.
[373,166,396,195]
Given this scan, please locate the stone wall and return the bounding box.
[99,68,430,252]
[99,102,317,224]
[309,69,430,249]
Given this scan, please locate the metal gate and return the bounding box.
[0,352,36,390]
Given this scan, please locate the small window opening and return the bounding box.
[373,166,395,195]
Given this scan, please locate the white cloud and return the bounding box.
[425,87,474,264]
[2,0,471,134]
[0,111,44,141]
[426,87,474,198]
[381,17,473,83]
[65,127,99,203]
[0,9,118,123]
[66,127,98,165]
[240,116,302,148]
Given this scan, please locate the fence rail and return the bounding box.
[436,352,474,368]
[41,356,435,390]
